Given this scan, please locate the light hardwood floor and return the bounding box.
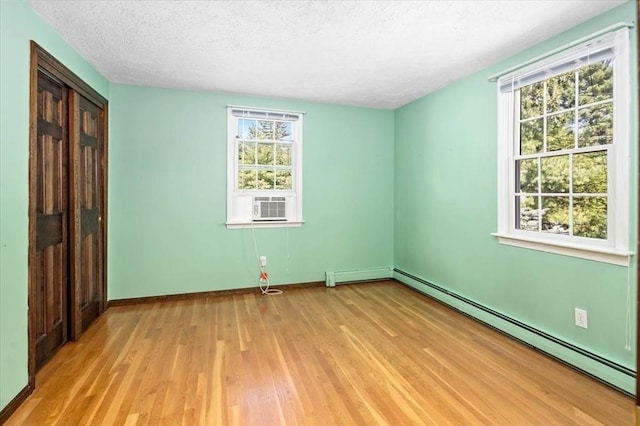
[6,280,633,425]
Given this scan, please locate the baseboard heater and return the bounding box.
[393,268,635,396]
[325,267,393,287]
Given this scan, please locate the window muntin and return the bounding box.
[514,59,613,240]
[236,117,295,191]
[496,28,629,260]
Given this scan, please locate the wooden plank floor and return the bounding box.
[7,280,633,425]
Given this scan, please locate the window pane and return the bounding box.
[540,155,569,193]
[237,119,256,139]
[238,168,256,189]
[578,60,613,105]
[574,196,607,239]
[275,144,292,166]
[238,142,256,165]
[517,158,538,193]
[257,120,274,140]
[516,195,539,231]
[520,82,544,119]
[577,103,613,147]
[257,143,274,166]
[547,111,575,151]
[275,121,293,141]
[541,196,569,235]
[546,71,575,112]
[275,170,292,190]
[573,151,607,193]
[257,170,274,189]
[520,118,543,154]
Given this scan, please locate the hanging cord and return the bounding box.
[625,263,632,351]
[606,166,630,351]
[286,227,290,274]
[251,226,282,295]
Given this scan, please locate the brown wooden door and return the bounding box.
[28,42,109,387]
[33,71,69,369]
[70,92,106,337]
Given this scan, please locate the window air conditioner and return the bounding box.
[252,196,287,221]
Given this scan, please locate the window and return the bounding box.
[226,107,304,228]
[495,28,630,265]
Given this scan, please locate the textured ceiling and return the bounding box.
[28,0,625,109]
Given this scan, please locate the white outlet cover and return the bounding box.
[575,308,588,329]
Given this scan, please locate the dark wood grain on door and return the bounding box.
[23,43,110,414]
[70,93,105,336]
[33,71,69,369]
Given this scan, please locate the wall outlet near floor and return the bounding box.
[574,308,588,329]
[259,256,267,267]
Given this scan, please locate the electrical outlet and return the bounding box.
[575,308,588,329]
[259,256,267,267]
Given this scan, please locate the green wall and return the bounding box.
[394,2,637,391]
[107,85,394,298]
[0,0,109,411]
[1,0,637,413]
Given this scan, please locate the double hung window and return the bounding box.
[226,107,303,228]
[495,28,630,265]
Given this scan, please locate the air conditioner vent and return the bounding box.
[253,196,286,221]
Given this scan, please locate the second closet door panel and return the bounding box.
[70,91,105,338]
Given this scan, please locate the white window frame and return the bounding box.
[493,27,631,266]
[226,106,304,229]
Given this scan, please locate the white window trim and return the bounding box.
[226,106,304,228]
[491,233,631,266]
[226,220,305,230]
[494,27,632,266]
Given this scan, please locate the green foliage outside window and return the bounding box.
[237,119,293,190]
[517,61,612,239]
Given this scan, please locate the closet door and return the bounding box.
[33,71,69,369]
[29,42,109,385]
[70,92,106,337]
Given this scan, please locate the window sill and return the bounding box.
[491,233,632,266]
[226,220,305,229]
